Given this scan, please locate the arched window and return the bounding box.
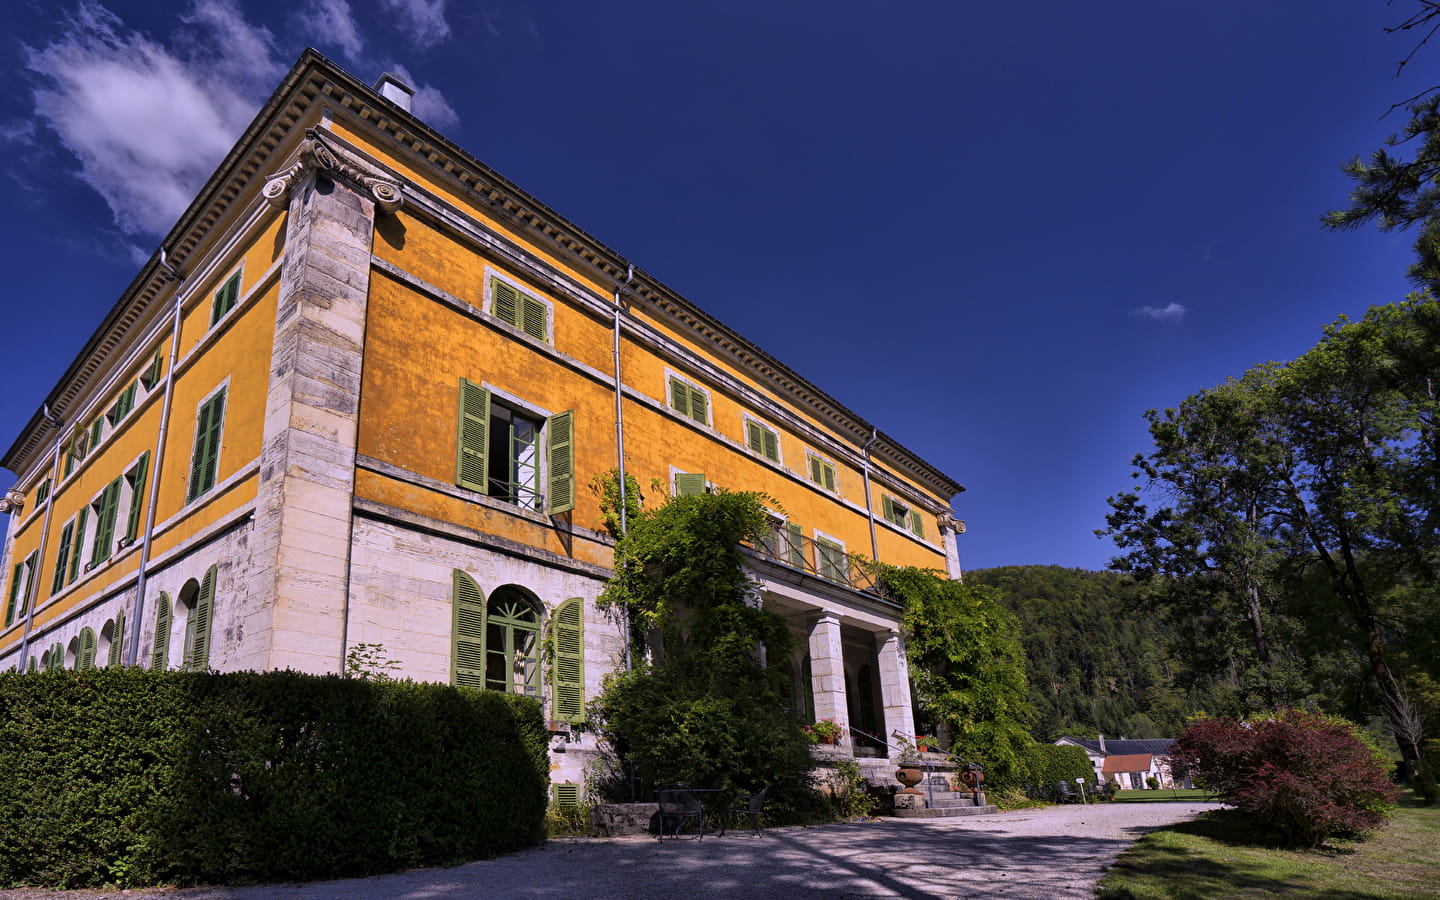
[486,586,541,697]
[104,610,126,668]
[181,566,217,672]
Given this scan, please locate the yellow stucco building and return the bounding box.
[0,51,966,792]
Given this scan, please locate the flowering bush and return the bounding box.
[1170,709,1400,846]
[805,719,843,743]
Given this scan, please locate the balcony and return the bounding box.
[741,523,893,602]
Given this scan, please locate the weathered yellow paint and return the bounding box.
[176,213,287,359]
[147,471,259,560]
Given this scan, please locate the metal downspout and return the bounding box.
[614,264,632,671]
[16,411,66,666]
[861,429,880,562]
[126,267,185,665]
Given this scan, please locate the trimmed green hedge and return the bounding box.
[985,742,1095,791]
[0,668,547,888]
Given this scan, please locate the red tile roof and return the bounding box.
[1101,754,1153,772]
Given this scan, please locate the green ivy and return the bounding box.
[592,488,818,818]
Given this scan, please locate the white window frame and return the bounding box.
[209,263,246,328]
[665,370,712,428]
[806,451,839,494]
[485,269,553,344]
[482,383,556,512]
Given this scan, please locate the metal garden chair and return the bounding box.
[657,784,706,840]
[722,784,772,836]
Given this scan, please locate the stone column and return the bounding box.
[875,629,916,758]
[807,613,850,746]
[238,168,375,673]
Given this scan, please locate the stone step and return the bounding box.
[890,804,999,819]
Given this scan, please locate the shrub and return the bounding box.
[985,742,1094,794]
[1170,709,1400,846]
[0,668,548,888]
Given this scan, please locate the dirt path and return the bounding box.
[2,802,1221,899]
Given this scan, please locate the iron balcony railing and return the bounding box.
[741,524,893,601]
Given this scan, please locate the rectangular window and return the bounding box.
[3,555,31,628]
[139,348,165,390]
[674,472,708,497]
[51,519,75,595]
[107,381,138,426]
[210,270,241,325]
[90,477,122,565]
[668,376,710,426]
[816,536,847,584]
[187,389,226,502]
[883,495,926,537]
[745,419,780,463]
[807,452,838,493]
[89,417,104,453]
[454,379,575,515]
[490,278,549,342]
[35,478,50,506]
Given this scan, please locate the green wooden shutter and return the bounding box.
[186,566,216,671]
[92,477,122,563]
[77,627,97,670]
[27,656,37,673]
[688,386,708,425]
[817,538,846,583]
[546,410,575,515]
[4,564,19,627]
[187,391,225,502]
[89,417,104,452]
[152,592,171,670]
[909,510,925,538]
[47,642,63,671]
[451,570,487,688]
[492,279,521,328]
[19,552,36,618]
[125,452,150,542]
[211,272,240,324]
[675,472,706,497]
[521,296,547,341]
[52,521,74,594]
[668,377,690,419]
[746,421,763,454]
[763,427,779,461]
[552,598,585,723]
[551,783,581,811]
[36,478,50,505]
[108,610,126,668]
[68,508,88,584]
[881,495,896,525]
[821,461,837,492]
[141,348,164,389]
[455,378,491,491]
[785,522,806,568]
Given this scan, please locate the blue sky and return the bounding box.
[0,1,1427,572]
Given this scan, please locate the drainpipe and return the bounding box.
[127,258,185,665]
[613,263,633,671]
[861,429,880,562]
[16,407,66,666]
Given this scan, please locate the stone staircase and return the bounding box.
[889,775,998,819]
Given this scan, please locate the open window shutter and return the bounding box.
[451,569,487,688]
[52,521,74,594]
[492,280,521,328]
[48,642,63,671]
[675,472,706,497]
[77,627,97,670]
[126,452,150,542]
[188,566,216,671]
[142,348,164,389]
[4,565,19,627]
[27,656,37,673]
[909,510,925,538]
[19,552,36,617]
[881,495,895,524]
[785,522,805,568]
[152,592,171,670]
[93,478,122,561]
[108,609,126,667]
[521,297,547,341]
[90,417,104,450]
[68,509,88,583]
[455,379,490,491]
[552,598,585,723]
[546,410,575,515]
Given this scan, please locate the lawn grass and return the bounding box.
[1110,788,1216,803]
[1096,790,1440,899]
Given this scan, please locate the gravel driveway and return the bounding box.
[1,802,1220,900]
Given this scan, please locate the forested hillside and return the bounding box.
[967,565,1225,741]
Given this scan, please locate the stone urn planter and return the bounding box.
[895,764,924,794]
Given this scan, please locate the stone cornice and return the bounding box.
[4,48,964,505]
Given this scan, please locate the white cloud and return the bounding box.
[25,1,284,238]
[1133,302,1187,322]
[297,0,366,62]
[378,0,450,48]
[389,63,460,128]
